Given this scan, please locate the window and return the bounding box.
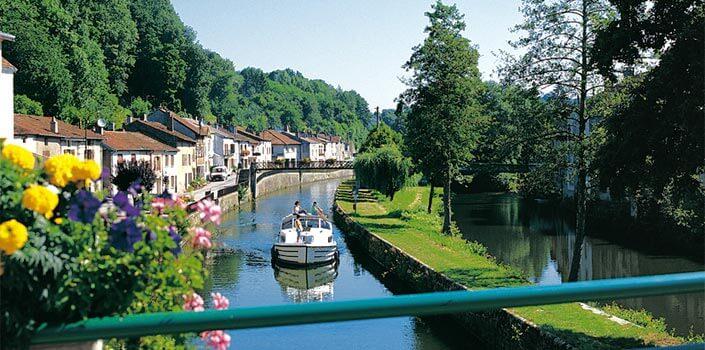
[64,149,75,155]
[182,154,187,165]
[170,155,175,166]
[154,156,161,171]
[131,154,137,163]
[42,150,50,158]
[85,149,94,160]
[117,154,124,164]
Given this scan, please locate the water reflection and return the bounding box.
[273,262,338,303]
[454,193,705,336]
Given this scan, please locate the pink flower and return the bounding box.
[203,330,231,350]
[196,199,222,225]
[151,198,168,212]
[191,227,212,249]
[182,292,205,312]
[211,292,230,310]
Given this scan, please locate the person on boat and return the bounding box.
[292,201,307,234]
[311,201,326,218]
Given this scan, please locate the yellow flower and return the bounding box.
[44,153,79,187]
[1,144,35,170]
[0,220,28,255]
[54,218,63,225]
[73,160,101,182]
[22,185,59,219]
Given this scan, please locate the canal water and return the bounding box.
[453,193,705,337]
[199,180,475,350]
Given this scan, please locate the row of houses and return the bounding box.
[0,31,354,195]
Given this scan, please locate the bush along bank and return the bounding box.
[334,180,687,349]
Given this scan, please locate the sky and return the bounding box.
[171,1,523,111]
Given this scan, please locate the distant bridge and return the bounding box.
[460,162,540,175]
[249,161,354,198]
[253,160,353,171]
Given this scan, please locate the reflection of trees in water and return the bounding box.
[454,193,705,336]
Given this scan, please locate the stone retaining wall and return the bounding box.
[333,203,574,350]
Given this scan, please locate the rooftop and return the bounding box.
[103,131,178,152]
[14,114,103,140]
[2,58,15,70]
[158,108,209,136]
[127,120,196,144]
[260,130,301,145]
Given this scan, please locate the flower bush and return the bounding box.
[0,143,221,348]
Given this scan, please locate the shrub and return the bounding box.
[112,161,157,193]
[0,144,213,348]
[325,158,336,165]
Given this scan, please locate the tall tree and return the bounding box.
[501,0,611,281]
[400,1,485,233]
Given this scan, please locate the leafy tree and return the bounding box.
[112,161,157,193]
[14,94,43,115]
[129,97,153,118]
[500,0,612,281]
[399,1,485,232]
[354,146,412,199]
[593,0,704,234]
[358,123,403,153]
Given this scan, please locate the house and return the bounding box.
[317,133,348,160]
[124,119,197,193]
[0,32,16,143]
[289,132,325,162]
[234,127,271,167]
[260,129,300,163]
[14,114,103,163]
[210,126,240,170]
[146,109,211,180]
[102,131,178,194]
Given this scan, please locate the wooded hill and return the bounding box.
[0,0,373,144]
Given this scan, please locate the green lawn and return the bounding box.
[336,181,683,349]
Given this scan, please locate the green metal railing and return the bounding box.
[32,271,705,345]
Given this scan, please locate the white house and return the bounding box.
[236,127,271,165]
[290,132,325,162]
[0,32,16,144]
[260,129,300,163]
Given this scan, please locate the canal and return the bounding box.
[453,193,705,337]
[200,179,473,350]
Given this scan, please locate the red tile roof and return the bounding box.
[236,126,266,143]
[260,130,301,145]
[2,58,15,70]
[129,119,196,143]
[14,114,103,140]
[103,131,177,152]
[158,108,209,136]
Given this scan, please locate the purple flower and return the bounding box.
[68,190,101,223]
[169,226,181,255]
[113,192,140,217]
[128,181,143,197]
[109,217,143,252]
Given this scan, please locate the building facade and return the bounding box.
[261,129,300,162]
[0,32,16,144]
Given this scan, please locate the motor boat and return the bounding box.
[271,214,338,266]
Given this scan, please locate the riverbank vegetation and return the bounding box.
[335,181,689,349]
[0,0,372,144]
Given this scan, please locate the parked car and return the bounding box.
[210,166,230,181]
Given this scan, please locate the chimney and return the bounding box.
[168,115,174,131]
[286,124,290,133]
[110,122,116,131]
[50,116,59,134]
[126,115,134,124]
[97,125,104,135]
[142,113,147,121]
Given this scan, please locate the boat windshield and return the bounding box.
[281,216,330,230]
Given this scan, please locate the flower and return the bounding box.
[0,220,28,255]
[22,185,59,219]
[191,227,212,249]
[73,160,101,182]
[53,218,63,224]
[44,153,80,187]
[196,199,222,225]
[1,144,35,170]
[168,226,181,255]
[182,292,205,312]
[109,217,142,252]
[211,292,229,310]
[202,330,231,350]
[68,190,101,223]
[113,192,140,217]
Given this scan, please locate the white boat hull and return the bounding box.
[273,243,338,266]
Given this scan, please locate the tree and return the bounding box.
[399,1,485,232]
[500,0,611,281]
[14,95,43,115]
[593,0,704,234]
[112,161,157,193]
[357,123,403,153]
[354,146,412,199]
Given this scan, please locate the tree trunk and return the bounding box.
[568,0,589,282]
[427,184,435,213]
[442,166,452,234]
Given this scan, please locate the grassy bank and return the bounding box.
[336,181,685,349]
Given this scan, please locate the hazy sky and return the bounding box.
[171,1,523,110]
